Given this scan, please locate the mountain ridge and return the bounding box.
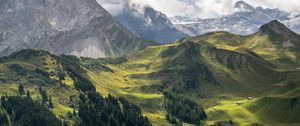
[171,1,296,36]
[0,0,156,58]
[181,20,300,69]
[259,20,298,36]
[234,0,255,12]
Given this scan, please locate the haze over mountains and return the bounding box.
[0,0,156,58]
[170,1,300,36]
[97,0,186,43]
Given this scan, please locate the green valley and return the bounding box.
[0,20,300,126]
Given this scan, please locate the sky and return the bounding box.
[97,0,300,19]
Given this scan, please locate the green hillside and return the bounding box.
[181,20,300,69]
[0,20,300,126]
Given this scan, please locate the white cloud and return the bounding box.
[96,0,127,15]
[247,0,300,12]
[97,0,300,18]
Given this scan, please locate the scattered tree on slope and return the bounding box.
[0,96,62,126]
[163,92,207,125]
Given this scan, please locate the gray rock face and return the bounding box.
[170,1,296,36]
[0,0,151,58]
[109,2,186,43]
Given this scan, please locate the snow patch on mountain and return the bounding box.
[170,1,300,36]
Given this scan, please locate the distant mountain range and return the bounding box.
[0,0,156,58]
[170,1,300,36]
[98,0,186,43]
[4,0,298,58]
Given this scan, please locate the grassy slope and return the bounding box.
[0,49,78,121]
[0,36,299,125]
[183,31,300,69]
[171,22,300,125]
[81,41,300,125]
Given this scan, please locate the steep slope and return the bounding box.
[0,49,152,125]
[98,0,186,43]
[0,39,299,125]
[0,49,79,119]
[171,1,294,36]
[124,42,283,95]
[1,20,300,125]
[76,41,297,125]
[183,20,300,69]
[0,0,156,58]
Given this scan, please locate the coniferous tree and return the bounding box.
[59,56,152,126]
[39,87,48,103]
[18,83,24,95]
[163,92,207,125]
[73,109,76,116]
[26,91,31,99]
[0,109,9,125]
[0,96,62,126]
[49,96,53,108]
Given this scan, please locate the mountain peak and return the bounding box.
[234,1,255,12]
[258,20,296,35]
[0,0,156,58]
[113,1,185,43]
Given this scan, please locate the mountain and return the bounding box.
[259,20,298,36]
[0,49,152,126]
[182,20,300,69]
[0,0,156,58]
[0,21,300,125]
[170,1,296,36]
[234,0,255,12]
[99,1,186,43]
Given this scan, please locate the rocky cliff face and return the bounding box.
[0,0,152,58]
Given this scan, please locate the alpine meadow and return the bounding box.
[0,0,300,126]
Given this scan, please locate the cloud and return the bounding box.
[96,0,127,15]
[247,0,300,12]
[97,0,300,18]
[97,0,149,16]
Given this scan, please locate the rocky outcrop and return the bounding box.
[0,0,153,58]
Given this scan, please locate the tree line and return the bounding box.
[0,95,62,126]
[163,91,207,125]
[60,56,151,126]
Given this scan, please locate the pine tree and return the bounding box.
[39,86,42,93]
[0,109,9,125]
[49,96,53,108]
[26,91,31,99]
[18,83,25,95]
[73,109,76,116]
[1,96,62,126]
[39,87,48,103]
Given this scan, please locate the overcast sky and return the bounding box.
[97,0,300,18]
